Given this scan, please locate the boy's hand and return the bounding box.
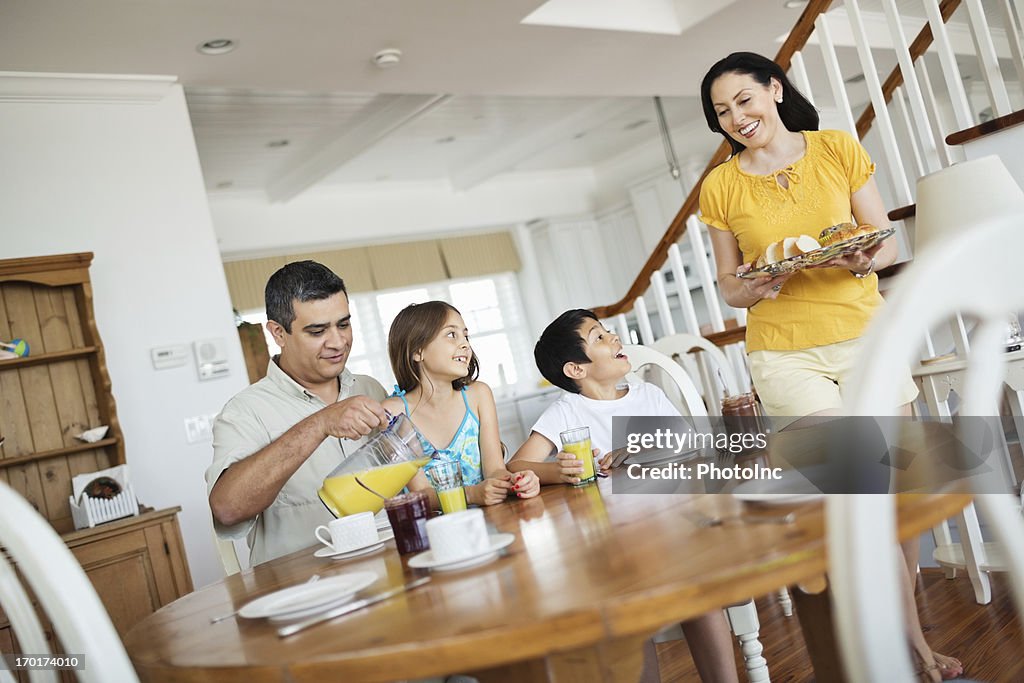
[472,477,514,506]
[555,448,599,485]
[597,450,615,473]
[510,470,540,498]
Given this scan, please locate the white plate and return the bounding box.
[313,529,395,560]
[732,470,826,505]
[407,533,515,572]
[374,511,392,532]
[238,571,377,621]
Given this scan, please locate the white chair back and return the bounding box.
[652,333,740,415]
[829,213,1024,683]
[623,344,709,419]
[0,482,139,683]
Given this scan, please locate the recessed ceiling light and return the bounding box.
[215,180,234,189]
[436,136,456,144]
[573,131,587,139]
[267,139,290,148]
[844,73,866,84]
[784,0,808,8]
[372,48,402,68]
[624,119,650,131]
[197,39,237,55]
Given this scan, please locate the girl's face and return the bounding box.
[709,71,783,152]
[415,309,472,380]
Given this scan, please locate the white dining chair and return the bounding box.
[624,343,772,682]
[829,212,1024,683]
[652,333,741,415]
[0,481,139,683]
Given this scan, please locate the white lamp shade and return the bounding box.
[915,155,1024,253]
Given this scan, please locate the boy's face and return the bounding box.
[572,319,631,384]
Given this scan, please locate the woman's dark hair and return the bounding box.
[388,301,479,393]
[700,51,819,155]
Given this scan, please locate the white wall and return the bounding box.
[0,73,247,589]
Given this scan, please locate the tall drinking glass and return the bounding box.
[560,426,596,486]
[425,459,468,514]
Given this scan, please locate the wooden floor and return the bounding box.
[656,569,1023,682]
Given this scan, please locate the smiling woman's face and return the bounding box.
[709,71,783,152]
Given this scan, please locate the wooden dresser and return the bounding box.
[0,253,193,662]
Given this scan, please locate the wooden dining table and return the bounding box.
[124,430,972,683]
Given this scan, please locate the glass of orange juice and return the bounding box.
[425,458,468,514]
[560,426,596,486]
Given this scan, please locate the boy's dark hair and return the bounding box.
[534,309,598,394]
[700,51,819,156]
[265,261,346,333]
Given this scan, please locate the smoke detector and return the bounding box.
[373,48,402,68]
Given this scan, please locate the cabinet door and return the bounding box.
[70,528,161,636]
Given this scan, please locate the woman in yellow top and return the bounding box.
[698,52,961,682]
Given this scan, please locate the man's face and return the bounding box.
[269,292,353,387]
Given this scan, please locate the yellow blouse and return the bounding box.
[698,129,884,352]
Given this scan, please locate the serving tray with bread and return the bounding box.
[738,222,895,279]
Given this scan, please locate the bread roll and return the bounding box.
[765,241,784,264]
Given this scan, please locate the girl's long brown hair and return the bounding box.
[388,301,479,393]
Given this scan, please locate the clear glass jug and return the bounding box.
[318,412,432,517]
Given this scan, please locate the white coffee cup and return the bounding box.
[424,508,490,563]
[314,511,378,553]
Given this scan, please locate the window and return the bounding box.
[240,273,534,395]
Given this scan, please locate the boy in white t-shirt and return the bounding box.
[508,309,739,683]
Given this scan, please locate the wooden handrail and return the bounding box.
[594,0,962,325]
[592,0,834,319]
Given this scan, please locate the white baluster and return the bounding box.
[687,216,725,331]
[650,270,676,338]
[915,57,955,167]
[845,0,914,207]
[882,0,942,174]
[923,0,975,131]
[893,86,926,180]
[816,14,859,137]
[634,296,655,346]
[998,0,1024,108]
[615,314,630,342]
[964,0,1013,117]
[668,243,701,335]
[789,51,815,105]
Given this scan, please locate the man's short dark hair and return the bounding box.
[265,261,346,333]
[534,309,598,394]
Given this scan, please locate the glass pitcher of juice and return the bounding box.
[318,413,432,517]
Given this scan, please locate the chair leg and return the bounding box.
[957,503,993,605]
[776,587,793,617]
[725,600,770,683]
[931,521,958,579]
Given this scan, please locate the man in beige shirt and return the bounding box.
[207,261,388,565]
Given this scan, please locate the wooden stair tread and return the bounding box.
[946,109,1024,146]
[888,203,916,222]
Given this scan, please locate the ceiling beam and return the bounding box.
[450,98,644,192]
[266,93,450,203]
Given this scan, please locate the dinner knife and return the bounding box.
[277,576,431,637]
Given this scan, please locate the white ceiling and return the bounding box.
[0,0,996,199]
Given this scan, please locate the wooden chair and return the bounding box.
[0,481,139,683]
[829,212,1024,682]
[624,343,773,682]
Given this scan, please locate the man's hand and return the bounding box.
[318,396,388,440]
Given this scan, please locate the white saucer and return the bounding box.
[238,571,377,621]
[314,529,395,560]
[732,471,826,505]
[407,533,515,572]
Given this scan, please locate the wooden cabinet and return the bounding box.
[0,253,193,670]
